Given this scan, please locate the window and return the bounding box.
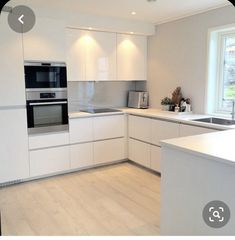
[207,25,235,116]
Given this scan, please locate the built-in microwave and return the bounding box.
[24,62,67,89]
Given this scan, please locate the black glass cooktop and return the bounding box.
[81,108,122,114]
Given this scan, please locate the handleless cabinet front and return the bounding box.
[93,115,125,140]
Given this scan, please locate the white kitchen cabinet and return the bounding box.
[70,143,93,169]
[151,119,179,146]
[30,146,70,177]
[94,138,125,164]
[150,145,161,173]
[66,29,86,81]
[69,117,93,143]
[29,132,69,150]
[129,138,150,168]
[94,115,125,140]
[179,124,217,137]
[0,13,26,106]
[117,34,147,81]
[0,108,29,184]
[23,17,66,62]
[66,29,116,81]
[85,31,116,81]
[128,115,151,143]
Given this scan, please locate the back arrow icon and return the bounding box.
[18,15,24,24]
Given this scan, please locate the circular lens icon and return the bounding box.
[203,200,230,228]
[8,5,35,33]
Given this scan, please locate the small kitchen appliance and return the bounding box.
[128,91,149,109]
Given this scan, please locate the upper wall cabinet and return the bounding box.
[0,13,26,106]
[66,29,116,81]
[117,34,147,81]
[23,17,66,62]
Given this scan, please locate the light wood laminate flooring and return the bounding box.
[0,162,160,236]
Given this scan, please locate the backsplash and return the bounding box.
[68,81,147,112]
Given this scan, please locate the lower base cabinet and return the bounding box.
[70,143,93,169]
[129,138,151,168]
[30,146,70,177]
[150,145,161,172]
[94,138,125,164]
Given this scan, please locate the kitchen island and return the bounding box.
[160,130,235,235]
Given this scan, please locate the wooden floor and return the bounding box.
[0,162,161,236]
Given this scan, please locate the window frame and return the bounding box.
[207,25,235,116]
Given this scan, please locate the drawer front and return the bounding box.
[128,115,151,143]
[30,146,70,177]
[69,118,93,143]
[150,145,161,173]
[94,138,125,164]
[70,143,93,169]
[94,115,125,140]
[179,124,217,137]
[29,132,69,150]
[151,119,179,146]
[128,138,150,168]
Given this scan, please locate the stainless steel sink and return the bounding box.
[192,117,235,125]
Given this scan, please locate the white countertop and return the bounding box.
[69,108,235,131]
[161,130,235,166]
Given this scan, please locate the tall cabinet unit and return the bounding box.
[117,34,147,81]
[0,13,29,184]
[66,29,116,81]
[23,17,66,62]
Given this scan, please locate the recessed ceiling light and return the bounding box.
[130,32,134,34]
[88,27,93,30]
[131,11,136,15]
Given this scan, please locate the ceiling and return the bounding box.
[12,0,232,24]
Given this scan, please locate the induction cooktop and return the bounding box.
[81,108,122,114]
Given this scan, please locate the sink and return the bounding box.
[192,117,235,125]
[81,108,122,114]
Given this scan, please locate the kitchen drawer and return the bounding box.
[94,138,125,164]
[30,146,70,177]
[151,119,179,146]
[93,115,125,140]
[70,142,93,169]
[128,115,151,143]
[128,138,151,168]
[29,132,69,150]
[69,117,93,143]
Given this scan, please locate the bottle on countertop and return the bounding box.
[174,104,180,112]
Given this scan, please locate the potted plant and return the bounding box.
[161,97,173,111]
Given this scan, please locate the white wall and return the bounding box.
[148,5,235,114]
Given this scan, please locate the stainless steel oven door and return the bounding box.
[27,100,68,134]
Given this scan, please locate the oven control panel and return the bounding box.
[40,93,56,99]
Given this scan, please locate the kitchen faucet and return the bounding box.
[223,98,235,120]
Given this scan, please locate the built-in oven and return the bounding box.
[24,62,67,89]
[26,90,68,134]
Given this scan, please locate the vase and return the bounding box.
[161,105,170,111]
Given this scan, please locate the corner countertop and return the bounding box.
[161,129,235,166]
[69,108,235,131]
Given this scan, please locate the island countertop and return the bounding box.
[161,129,235,166]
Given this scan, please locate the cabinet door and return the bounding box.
[0,13,25,106]
[129,138,150,168]
[85,31,116,81]
[117,34,147,81]
[23,17,66,62]
[0,109,29,183]
[66,29,86,81]
[128,115,151,143]
[94,138,125,164]
[70,143,93,169]
[179,124,217,137]
[94,115,125,140]
[69,118,93,143]
[151,145,161,173]
[30,146,69,177]
[151,119,180,146]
